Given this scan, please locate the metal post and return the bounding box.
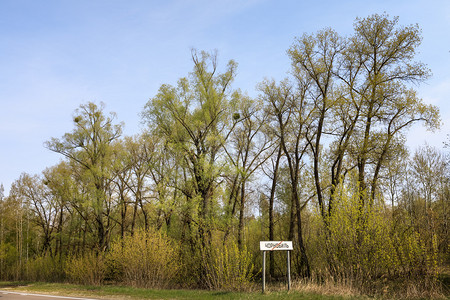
[262,250,266,293]
[287,250,291,291]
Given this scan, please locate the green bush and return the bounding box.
[307,184,437,282]
[65,250,106,285]
[0,242,18,280]
[204,240,255,291]
[108,228,180,288]
[24,254,64,282]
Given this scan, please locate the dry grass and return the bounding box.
[367,276,448,299]
[291,278,360,298]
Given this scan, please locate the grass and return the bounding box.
[1,276,448,299]
[0,282,366,300]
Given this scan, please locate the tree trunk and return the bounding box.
[268,147,282,278]
[293,183,310,278]
[238,179,246,250]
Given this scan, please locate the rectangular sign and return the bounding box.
[260,241,293,251]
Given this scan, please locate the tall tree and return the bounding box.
[141,50,240,282]
[43,162,75,258]
[14,173,58,255]
[288,28,343,222]
[259,78,311,277]
[45,102,123,251]
[346,14,435,208]
[224,96,272,248]
[261,144,282,278]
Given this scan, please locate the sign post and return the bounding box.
[262,250,266,292]
[260,241,293,293]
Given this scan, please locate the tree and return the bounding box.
[259,78,311,277]
[223,96,272,249]
[4,182,29,279]
[288,28,343,223]
[142,50,240,283]
[45,102,123,251]
[13,173,57,255]
[412,145,447,207]
[260,144,282,279]
[42,162,76,258]
[109,139,133,240]
[345,14,436,209]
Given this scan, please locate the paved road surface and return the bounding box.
[0,291,100,300]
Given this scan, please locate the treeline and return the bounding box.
[0,14,448,295]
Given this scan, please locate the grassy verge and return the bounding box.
[0,282,365,300]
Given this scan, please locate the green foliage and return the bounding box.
[205,240,256,291]
[44,102,123,251]
[65,250,107,285]
[23,254,64,282]
[0,243,18,280]
[307,183,438,283]
[108,228,180,288]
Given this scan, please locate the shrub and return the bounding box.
[204,240,255,291]
[24,254,64,282]
[108,228,180,288]
[65,250,106,285]
[306,183,440,288]
[0,242,18,280]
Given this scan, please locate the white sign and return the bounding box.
[260,241,293,251]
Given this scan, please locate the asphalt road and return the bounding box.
[0,292,100,300]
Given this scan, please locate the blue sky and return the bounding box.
[1,0,449,194]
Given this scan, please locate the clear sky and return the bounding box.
[1,0,449,195]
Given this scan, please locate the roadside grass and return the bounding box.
[0,282,29,288]
[0,282,366,300]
